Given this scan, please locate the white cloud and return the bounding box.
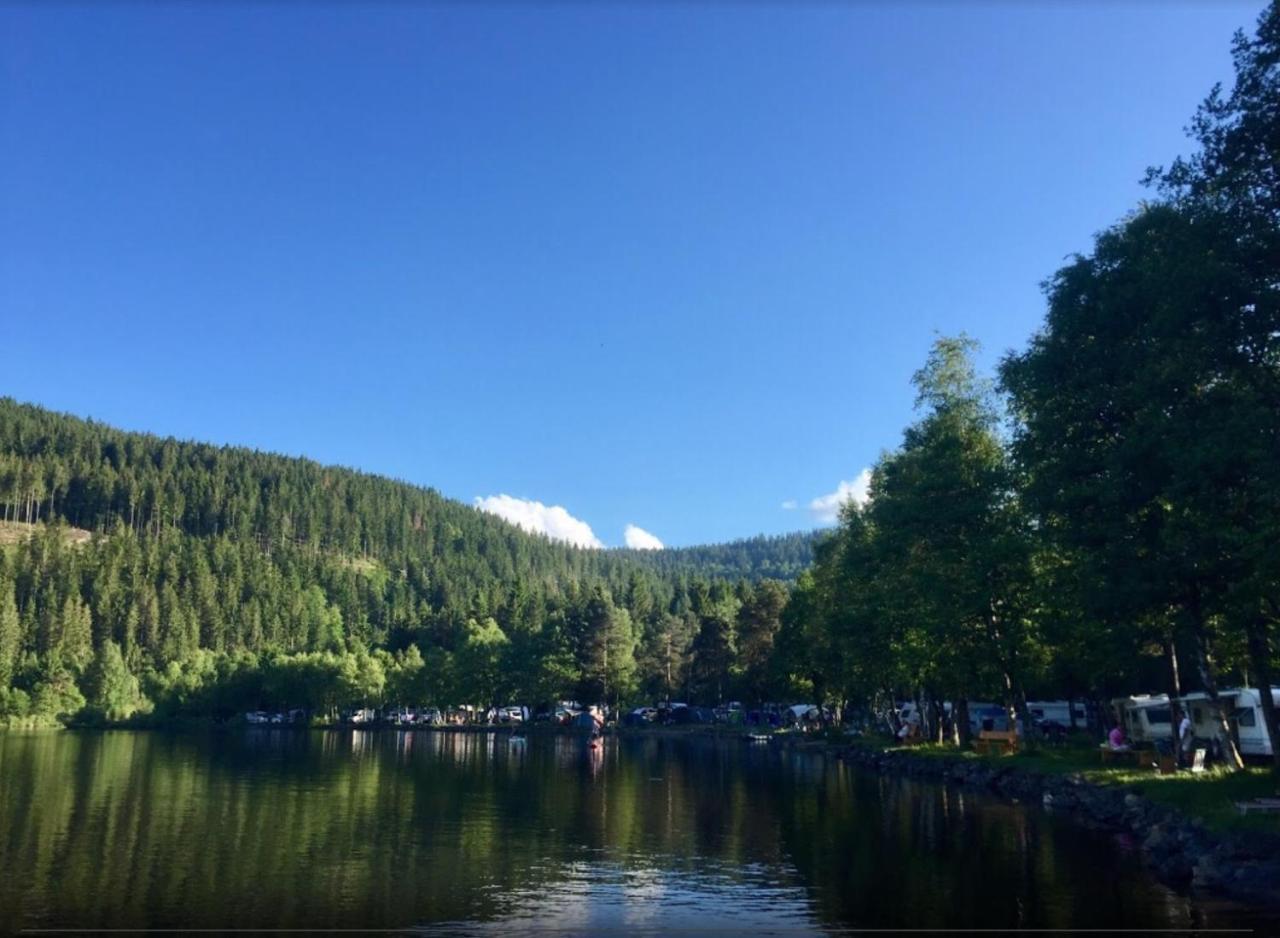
[624,524,664,550]
[474,494,603,548]
[780,499,798,510]
[808,468,872,524]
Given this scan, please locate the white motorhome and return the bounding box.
[1180,687,1280,758]
[1026,700,1088,727]
[1112,695,1174,743]
[966,702,1001,732]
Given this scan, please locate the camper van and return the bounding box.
[1112,695,1174,743]
[1026,700,1088,728]
[896,701,1000,733]
[1180,686,1280,758]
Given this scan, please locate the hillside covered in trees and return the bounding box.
[0,397,806,725]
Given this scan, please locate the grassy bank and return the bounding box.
[865,736,1280,835]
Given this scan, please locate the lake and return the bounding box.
[0,729,1273,934]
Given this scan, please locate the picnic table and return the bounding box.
[974,729,1019,756]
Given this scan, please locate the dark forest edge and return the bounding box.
[2,5,1279,790]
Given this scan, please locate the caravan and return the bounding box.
[1026,700,1088,729]
[1112,695,1174,743]
[1180,687,1280,758]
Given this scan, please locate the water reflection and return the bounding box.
[0,730,1273,933]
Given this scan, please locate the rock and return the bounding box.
[1193,854,1230,889]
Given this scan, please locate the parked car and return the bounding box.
[245,711,270,725]
[713,702,744,724]
[554,707,579,725]
[671,705,713,725]
[656,702,688,725]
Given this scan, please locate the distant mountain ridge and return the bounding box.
[619,531,822,581]
[0,398,815,582]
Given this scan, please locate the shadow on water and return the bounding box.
[0,729,1275,933]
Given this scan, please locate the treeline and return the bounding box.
[786,4,1280,773]
[0,392,806,725]
[619,532,821,582]
[0,521,791,724]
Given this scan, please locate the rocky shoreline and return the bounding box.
[829,743,1280,908]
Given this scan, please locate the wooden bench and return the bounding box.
[973,729,1019,756]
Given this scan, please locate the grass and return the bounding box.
[871,735,1280,834]
[0,520,93,547]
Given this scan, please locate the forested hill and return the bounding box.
[0,398,811,583]
[0,398,807,723]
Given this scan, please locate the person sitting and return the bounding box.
[1107,724,1129,751]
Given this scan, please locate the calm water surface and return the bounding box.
[1,729,1274,934]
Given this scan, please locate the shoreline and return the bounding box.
[817,739,1280,910]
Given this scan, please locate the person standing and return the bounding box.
[1178,710,1194,768]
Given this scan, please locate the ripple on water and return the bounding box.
[429,858,822,936]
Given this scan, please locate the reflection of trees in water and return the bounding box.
[0,732,1213,932]
[772,761,1200,932]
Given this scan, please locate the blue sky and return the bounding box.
[0,1,1263,548]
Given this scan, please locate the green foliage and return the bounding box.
[30,657,86,723]
[0,572,18,689]
[0,686,30,721]
[83,640,149,722]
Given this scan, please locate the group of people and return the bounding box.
[1107,712,1197,767]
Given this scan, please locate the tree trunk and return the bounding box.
[927,696,944,744]
[1191,620,1244,770]
[1245,616,1280,781]
[1164,637,1184,742]
[956,698,972,748]
[1013,683,1033,748]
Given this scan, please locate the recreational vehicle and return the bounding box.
[1112,695,1173,743]
[1180,686,1280,758]
[1026,700,1088,728]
